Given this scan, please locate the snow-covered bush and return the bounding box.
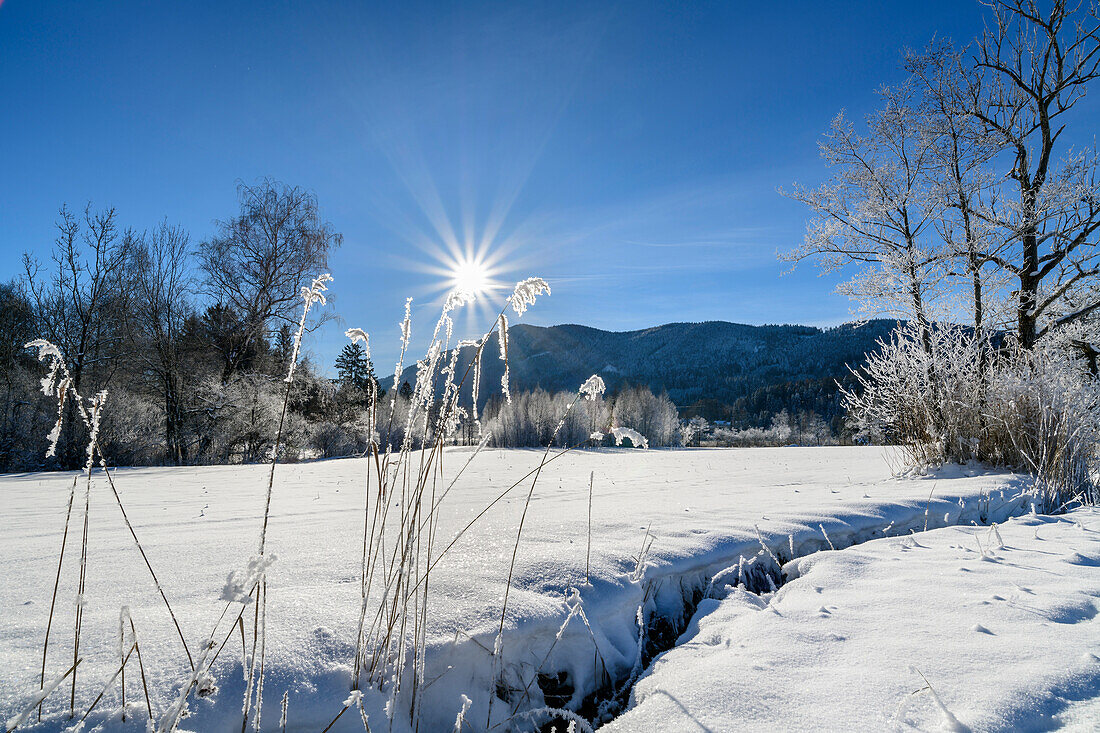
[841,322,988,465]
[611,386,681,447]
[986,328,1100,511]
[189,373,286,463]
[681,416,708,446]
[844,322,1100,509]
[306,419,366,458]
[95,387,165,465]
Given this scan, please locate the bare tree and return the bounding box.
[197,179,341,378]
[131,222,194,463]
[23,205,133,466]
[960,0,1100,348]
[784,86,945,354]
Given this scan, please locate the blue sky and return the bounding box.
[0,0,1005,371]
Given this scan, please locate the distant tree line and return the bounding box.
[0,179,370,470]
[681,376,854,441]
[682,409,839,448]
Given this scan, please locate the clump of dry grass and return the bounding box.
[15,340,193,730]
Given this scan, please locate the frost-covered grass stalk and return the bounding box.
[329,279,650,731]
[586,471,594,585]
[487,373,608,726]
[241,273,333,733]
[19,340,193,728]
[338,277,567,730]
[118,608,127,721]
[124,612,154,721]
[37,476,75,722]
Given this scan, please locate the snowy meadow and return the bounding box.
[0,446,1040,732]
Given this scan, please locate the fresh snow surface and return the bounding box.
[0,447,1034,731]
[606,507,1100,733]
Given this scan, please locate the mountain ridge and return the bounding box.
[384,319,900,423]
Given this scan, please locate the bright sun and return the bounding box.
[451,258,491,297]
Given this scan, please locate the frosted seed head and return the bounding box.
[345,327,370,347]
[579,374,606,401]
[509,277,550,316]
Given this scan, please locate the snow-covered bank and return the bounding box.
[0,447,1033,731]
[606,507,1100,732]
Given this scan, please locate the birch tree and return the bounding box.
[197,179,341,378]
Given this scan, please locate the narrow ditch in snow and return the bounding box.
[518,491,1032,731]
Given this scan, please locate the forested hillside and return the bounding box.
[390,319,898,428]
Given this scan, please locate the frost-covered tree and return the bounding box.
[611,386,681,447]
[784,85,945,354]
[481,386,680,448]
[957,0,1100,348]
[789,1,1100,497]
[908,41,1007,334]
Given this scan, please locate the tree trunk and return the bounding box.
[1018,182,1040,349]
[1018,235,1039,349]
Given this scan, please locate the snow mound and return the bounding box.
[606,508,1100,732]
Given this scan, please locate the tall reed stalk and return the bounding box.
[21,338,193,727]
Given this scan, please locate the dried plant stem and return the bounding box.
[38,476,76,722]
[923,483,937,532]
[128,617,154,721]
[242,584,262,732]
[243,274,331,732]
[101,465,193,670]
[320,703,349,733]
[71,471,91,717]
[489,393,584,726]
[6,657,82,733]
[120,620,126,722]
[258,378,293,556]
[586,471,594,585]
[79,643,136,723]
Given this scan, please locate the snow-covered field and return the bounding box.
[607,507,1100,732]
[0,447,1044,731]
